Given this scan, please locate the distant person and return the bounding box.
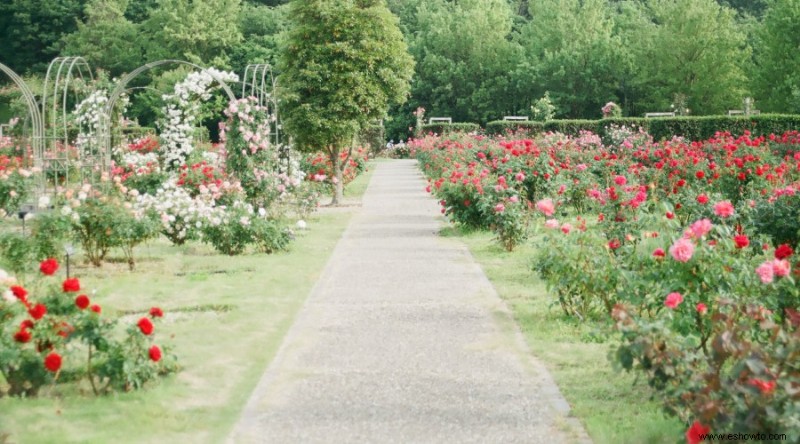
[396,139,405,150]
[385,139,394,150]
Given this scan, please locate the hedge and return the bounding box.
[419,122,481,135]
[485,114,800,141]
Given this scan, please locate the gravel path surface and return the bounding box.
[228,160,591,444]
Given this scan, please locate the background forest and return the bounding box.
[0,0,798,141]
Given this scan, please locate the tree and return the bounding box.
[228,3,288,74]
[62,0,142,77]
[752,0,800,113]
[519,0,623,118]
[622,0,749,115]
[280,0,414,204]
[140,0,243,67]
[0,0,87,73]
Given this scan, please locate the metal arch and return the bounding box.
[241,63,281,148]
[100,59,238,158]
[42,57,93,149]
[0,62,45,170]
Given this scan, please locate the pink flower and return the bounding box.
[509,195,519,203]
[544,219,559,229]
[713,201,735,218]
[665,292,683,309]
[494,203,505,213]
[560,223,573,235]
[688,219,713,239]
[652,248,666,258]
[756,261,775,284]
[614,175,627,186]
[515,172,525,182]
[772,259,791,277]
[576,164,587,172]
[696,303,707,315]
[669,238,695,262]
[535,199,555,216]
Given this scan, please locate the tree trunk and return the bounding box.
[328,146,343,205]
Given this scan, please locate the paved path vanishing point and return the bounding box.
[228,159,591,444]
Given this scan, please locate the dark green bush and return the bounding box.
[419,122,480,135]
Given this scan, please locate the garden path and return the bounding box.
[228,159,591,443]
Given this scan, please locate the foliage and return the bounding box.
[280,0,414,203]
[752,0,800,114]
[0,266,176,397]
[418,123,481,135]
[531,92,556,122]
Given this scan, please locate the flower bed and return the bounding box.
[415,128,800,440]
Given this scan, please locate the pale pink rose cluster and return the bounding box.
[755,259,791,284]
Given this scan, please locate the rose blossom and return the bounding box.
[665,292,683,309]
[772,259,791,277]
[494,203,505,213]
[686,421,710,444]
[775,244,793,259]
[544,219,559,229]
[39,258,59,276]
[62,278,80,293]
[756,261,775,284]
[713,201,734,218]
[734,235,749,249]
[75,295,90,310]
[149,345,162,362]
[138,317,154,335]
[44,352,62,372]
[696,303,707,315]
[669,238,695,262]
[560,223,573,235]
[535,199,555,216]
[688,219,713,239]
[150,307,164,318]
[652,248,666,258]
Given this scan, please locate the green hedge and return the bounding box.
[486,114,800,141]
[419,122,481,135]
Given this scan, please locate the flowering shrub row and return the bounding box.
[0,259,176,396]
[414,128,800,440]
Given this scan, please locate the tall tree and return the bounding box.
[0,0,87,73]
[752,0,800,113]
[62,0,142,76]
[280,0,414,204]
[519,0,623,118]
[623,0,749,115]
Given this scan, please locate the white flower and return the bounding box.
[38,195,50,209]
[2,289,15,303]
[296,220,307,230]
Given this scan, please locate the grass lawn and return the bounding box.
[0,164,375,444]
[443,226,683,444]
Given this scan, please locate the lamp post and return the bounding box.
[64,243,75,279]
[17,204,33,235]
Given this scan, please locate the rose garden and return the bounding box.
[2,0,800,443]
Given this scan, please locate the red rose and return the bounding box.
[608,239,621,250]
[697,194,709,204]
[39,258,59,276]
[665,211,675,220]
[749,378,776,394]
[14,328,31,343]
[90,304,102,314]
[44,352,62,373]
[149,345,162,362]
[149,307,164,318]
[775,244,793,260]
[75,295,90,310]
[20,319,34,329]
[137,317,154,335]
[62,278,81,293]
[734,235,749,249]
[10,285,27,301]
[695,170,705,179]
[29,303,47,320]
[686,421,710,444]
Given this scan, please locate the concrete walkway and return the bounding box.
[228,160,590,444]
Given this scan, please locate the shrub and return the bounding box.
[419,122,480,135]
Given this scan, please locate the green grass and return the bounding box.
[0,165,376,444]
[443,226,682,444]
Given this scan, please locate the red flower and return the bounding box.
[75,295,90,310]
[57,322,73,338]
[39,258,59,276]
[749,378,776,394]
[149,345,162,362]
[10,285,27,301]
[696,303,707,315]
[137,317,154,335]
[20,319,34,329]
[666,211,675,220]
[695,170,705,179]
[608,239,621,250]
[686,421,710,444]
[62,278,81,293]
[734,235,749,249]
[149,307,164,318]
[44,352,62,373]
[14,328,31,343]
[775,244,793,260]
[653,248,666,258]
[29,303,47,320]
[90,304,102,314]
[697,194,709,204]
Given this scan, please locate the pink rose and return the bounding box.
[772,259,791,277]
[688,219,713,239]
[494,203,505,213]
[669,238,695,262]
[696,303,707,315]
[756,261,775,284]
[652,248,666,258]
[560,223,573,235]
[713,201,735,218]
[544,219,559,229]
[614,175,627,186]
[536,199,555,216]
[665,292,683,309]
[515,172,525,182]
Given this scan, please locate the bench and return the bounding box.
[644,112,676,118]
[428,117,452,124]
[503,116,529,121]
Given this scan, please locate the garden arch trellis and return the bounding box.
[0,62,45,172]
[241,63,287,172]
[100,59,238,159]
